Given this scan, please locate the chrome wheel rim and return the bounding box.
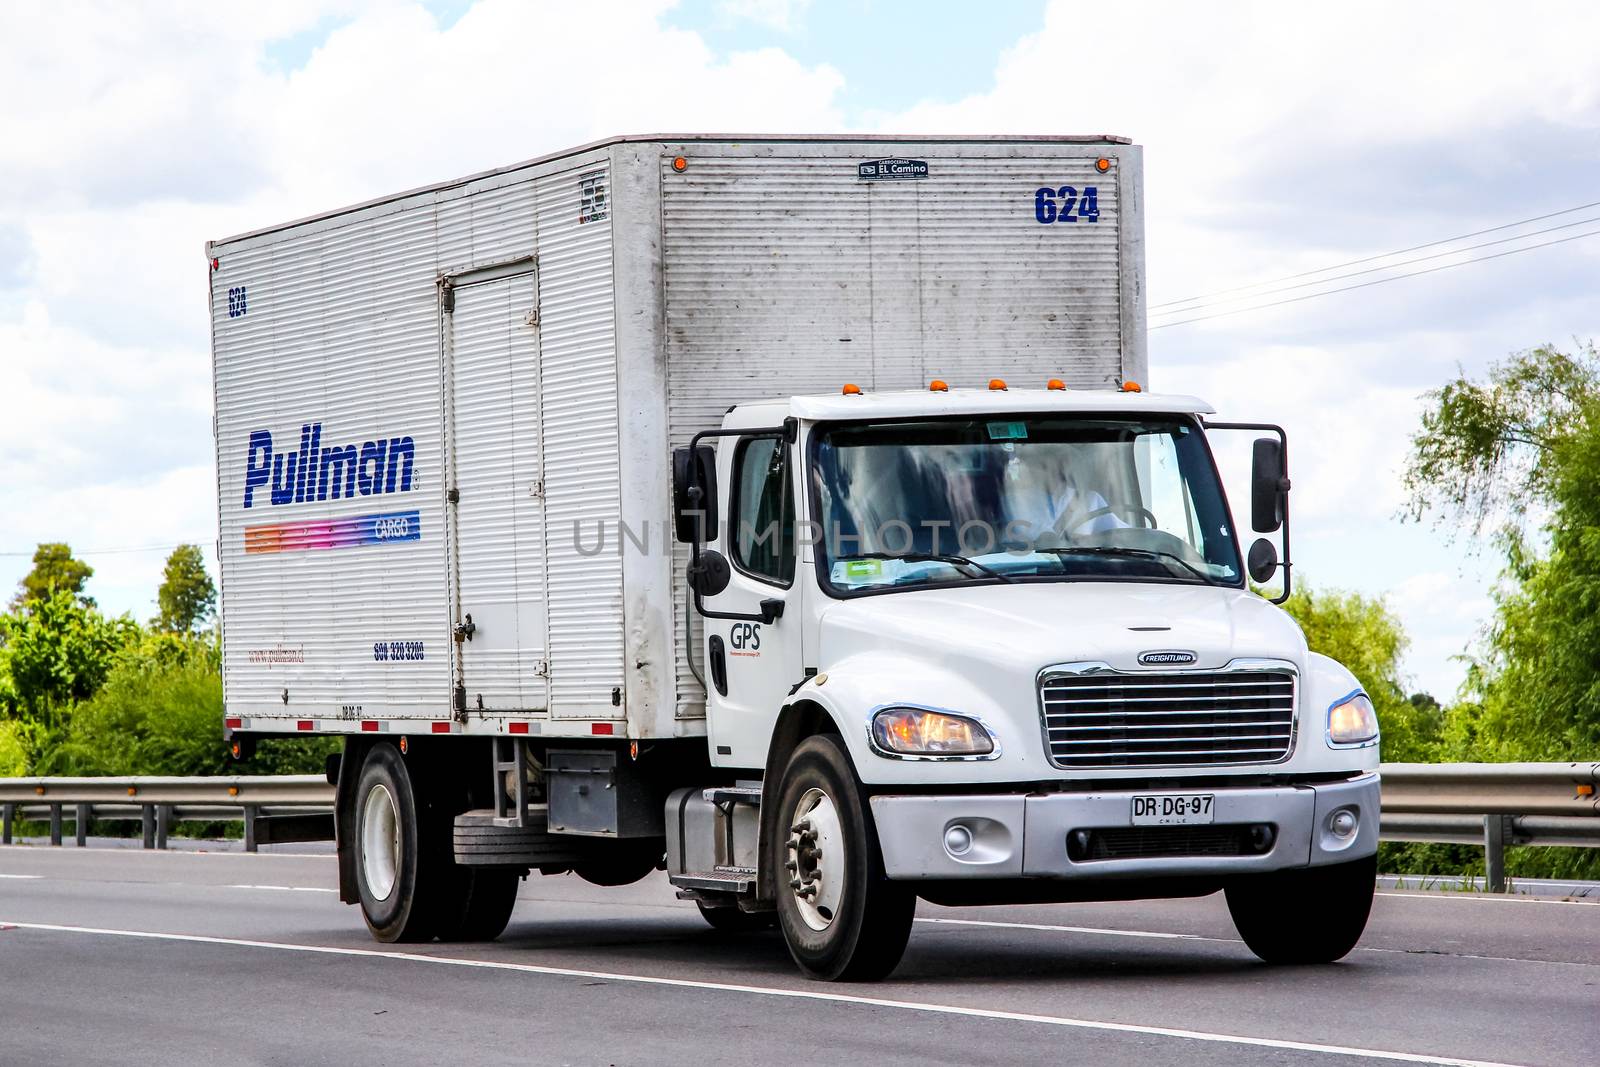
[361,783,400,902]
[787,787,845,932]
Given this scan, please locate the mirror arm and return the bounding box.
[1205,419,1293,605]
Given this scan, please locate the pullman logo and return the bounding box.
[1138,650,1198,666]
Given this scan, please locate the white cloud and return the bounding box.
[716,0,813,32]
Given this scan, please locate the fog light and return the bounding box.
[1066,829,1092,861]
[1329,808,1358,838]
[944,824,973,857]
[1249,824,1276,853]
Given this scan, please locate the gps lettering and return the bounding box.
[242,424,415,508]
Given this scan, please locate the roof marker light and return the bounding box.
[1121,381,1142,393]
[842,383,862,395]
[1047,378,1067,391]
[672,156,688,172]
[929,379,948,392]
[1096,157,1111,173]
[988,378,1008,391]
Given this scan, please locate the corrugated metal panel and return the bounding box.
[659,144,1129,711]
[449,270,548,711]
[532,164,626,720]
[213,205,453,722]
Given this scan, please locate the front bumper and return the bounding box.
[869,773,1379,881]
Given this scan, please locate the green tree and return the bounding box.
[0,592,139,724]
[1278,584,1439,762]
[11,543,95,611]
[155,544,216,633]
[1404,342,1600,758]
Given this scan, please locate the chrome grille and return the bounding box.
[1039,670,1295,768]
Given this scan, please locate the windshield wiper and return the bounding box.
[1042,546,1217,585]
[851,551,1015,584]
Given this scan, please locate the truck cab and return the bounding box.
[669,382,1380,978]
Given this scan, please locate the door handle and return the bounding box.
[708,635,728,697]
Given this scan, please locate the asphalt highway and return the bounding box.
[1,844,1595,1066]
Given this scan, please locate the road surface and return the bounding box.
[1,844,1595,1066]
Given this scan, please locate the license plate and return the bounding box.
[1131,793,1214,826]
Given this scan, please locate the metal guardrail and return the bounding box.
[2,764,1597,887]
[0,775,331,852]
[1377,762,1600,891]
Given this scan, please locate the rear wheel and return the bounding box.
[1226,853,1377,964]
[436,868,520,942]
[354,742,458,943]
[769,735,914,981]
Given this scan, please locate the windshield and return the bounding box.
[810,415,1242,594]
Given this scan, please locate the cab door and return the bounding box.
[701,433,804,768]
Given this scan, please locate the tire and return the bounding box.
[769,735,915,981]
[696,900,779,933]
[353,742,459,943]
[435,868,520,942]
[1226,853,1377,964]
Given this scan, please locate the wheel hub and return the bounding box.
[361,782,400,902]
[786,787,844,932]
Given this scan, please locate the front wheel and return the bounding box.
[769,735,915,981]
[1225,853,1377,964]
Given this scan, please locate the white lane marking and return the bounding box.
[0,874,42,879]
[916,917,1228,942]
[918,914,1599,969]
[225,884,337,893]
[1377,891,1600,907]
[0,920,1526,1067]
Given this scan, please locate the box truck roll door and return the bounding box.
[694,431,805,768]
[442,265,553,714]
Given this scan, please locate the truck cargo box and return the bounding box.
[208,134,1146,741]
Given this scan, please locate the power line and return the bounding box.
[0,541,209,559]
[1148,197,1600,312]
[1149,226,1600,330]
[1150,212,1600,321]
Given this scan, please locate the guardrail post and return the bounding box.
[155,804,172,850]
[1483,814,1511,892]
[49,803,63,846]
[2,802,13,845]
[243,804,259,853]
[75,803,91,847]
[141,805,155,849]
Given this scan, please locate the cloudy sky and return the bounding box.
[3,0,1597,698]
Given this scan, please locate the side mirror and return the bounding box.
[1251,438,1288,533]
[672,445,718,544]
[687,549,732,597]
[1247,538,1280,584]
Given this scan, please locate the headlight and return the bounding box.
[1327,692,1379,745]
[870,706,995,757]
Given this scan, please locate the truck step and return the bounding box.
[669,869,757,894]
[703,785,762,806]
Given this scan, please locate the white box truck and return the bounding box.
[208,134,1380,981]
